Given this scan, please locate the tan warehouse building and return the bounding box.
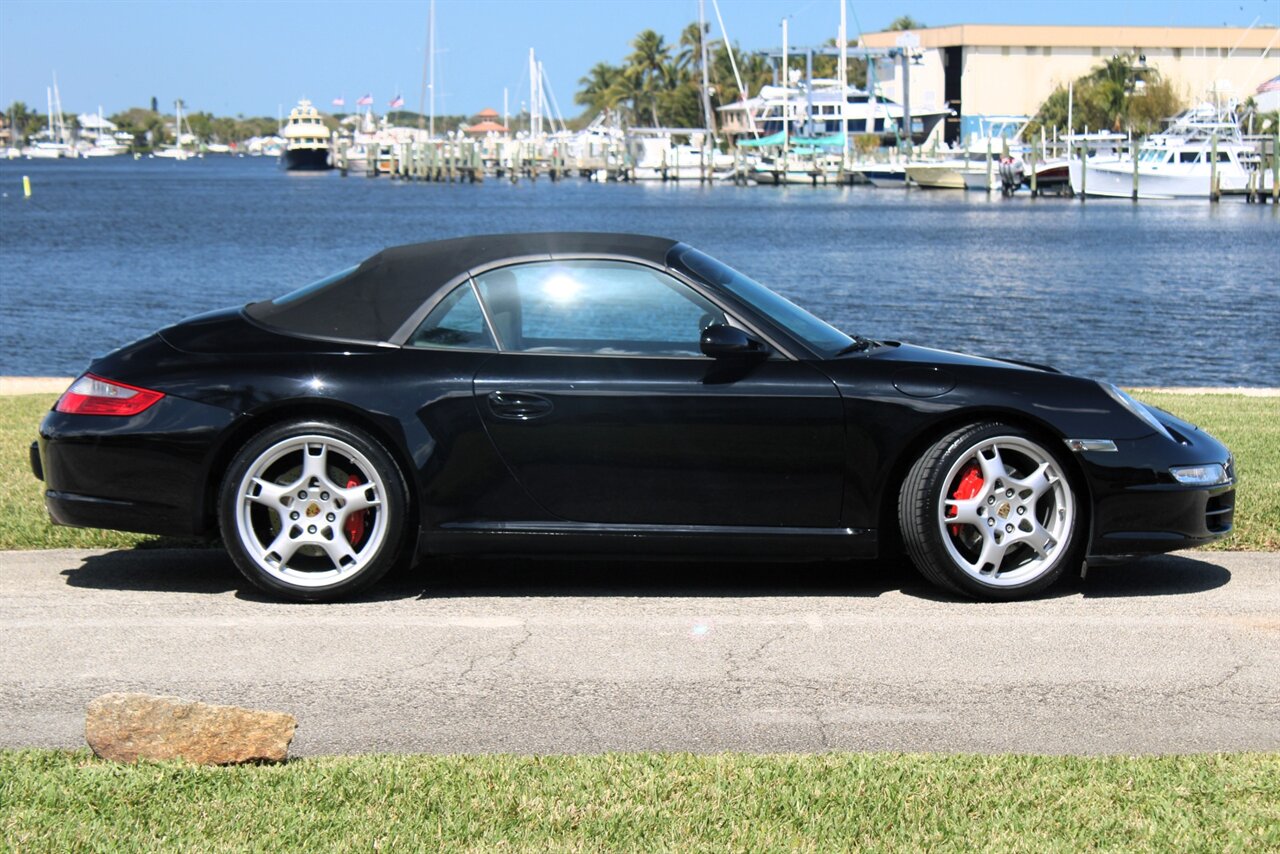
[859,24,1280,144]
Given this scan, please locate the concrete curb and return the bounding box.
[0,377,73,395]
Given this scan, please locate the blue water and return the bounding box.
[1,156,1277,384]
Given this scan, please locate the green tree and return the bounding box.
[576,62,623,114]
[6,101,39,144]
[626,29,672,126]
[1027,54,1185,137]
[888,15,925,31]
[605,68,647,126]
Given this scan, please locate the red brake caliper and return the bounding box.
[947,463,984,537]
[344,474,369,546]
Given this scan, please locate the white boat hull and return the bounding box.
[906,163,966,190]
[961,170,999,191]
[1068,158,1254,199]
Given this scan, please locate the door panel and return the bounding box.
[473,354,844,527]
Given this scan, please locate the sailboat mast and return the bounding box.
[781,18,789,144]
[417,0,432,133]
[698,0,714,137]
[429,0,435,137]
[839,0,849,161]
[529,48,539,137]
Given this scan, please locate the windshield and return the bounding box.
[672,246,855,358]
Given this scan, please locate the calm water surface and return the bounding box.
[1,156,1276,384]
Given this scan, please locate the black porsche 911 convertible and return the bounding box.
[32,233,1235,602]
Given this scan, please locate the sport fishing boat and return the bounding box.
[281,99,333,171]
[1068,103,1264,199]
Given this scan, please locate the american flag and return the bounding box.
[389,94,405,108]
[1258,75,1280,94]
[356,93,373,106]
[332,96,345,107]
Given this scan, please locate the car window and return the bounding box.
[671,246,855,358]
[472,260,725,357]
[407,282,496,350]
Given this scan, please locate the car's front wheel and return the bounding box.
[218,420,410,602]
[899,422,1082,600]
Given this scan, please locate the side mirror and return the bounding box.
[700,323,769,359]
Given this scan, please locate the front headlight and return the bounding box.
[1099,382,1176,442]
[1170,464,1230,485]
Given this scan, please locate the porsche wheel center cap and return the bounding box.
[305,502,321,518]
[997,502,1012,520]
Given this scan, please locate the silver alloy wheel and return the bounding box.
[234,434,387,588]
[936,435,1074,587]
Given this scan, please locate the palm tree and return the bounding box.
[627,29,672,126]
[576,62,622,114]
[888,15,924,31]
[677,22,708,73]
[606,69,647,126]
[1087,54,1135,131]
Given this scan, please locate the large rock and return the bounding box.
[85,692,296,765]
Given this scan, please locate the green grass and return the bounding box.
[2,750,1277,852]
[0,395,157,550]
[2,391,1276,552]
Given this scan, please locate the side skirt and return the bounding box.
[425,521,877,561]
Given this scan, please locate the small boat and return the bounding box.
[857,164,908,188]
[751,153,843,186]
[23,141,70,159]
[905,162,968,189]
[627,131,732,181]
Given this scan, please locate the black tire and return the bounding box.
[898,421,1083,601]
[218,419,411,602]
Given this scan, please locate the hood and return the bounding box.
[866,342,1058,374]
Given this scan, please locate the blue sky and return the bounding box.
[1,0,1276,118]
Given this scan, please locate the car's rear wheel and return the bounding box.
[218,420,409,602]
[899,422,1081,600]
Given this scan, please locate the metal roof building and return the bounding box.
[859,24,1280,144]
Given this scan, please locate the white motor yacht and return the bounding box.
[281,99,333,171]
[719,79,949,147]
[1068,103,1264,199]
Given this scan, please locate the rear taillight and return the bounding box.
[55,374,165,416]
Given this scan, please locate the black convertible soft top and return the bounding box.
[245,232,680,343]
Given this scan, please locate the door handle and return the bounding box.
[486,391,554,420]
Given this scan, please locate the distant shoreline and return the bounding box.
[3,376,1276,397]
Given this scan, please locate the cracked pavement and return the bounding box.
[1,548,1277,755]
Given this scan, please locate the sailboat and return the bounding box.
[24,82,73,158]
[154,101,194,160]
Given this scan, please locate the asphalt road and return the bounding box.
[1,548,1276,755]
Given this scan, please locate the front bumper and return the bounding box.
[1078,422,1235,558]
[1088,479,1235,557]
